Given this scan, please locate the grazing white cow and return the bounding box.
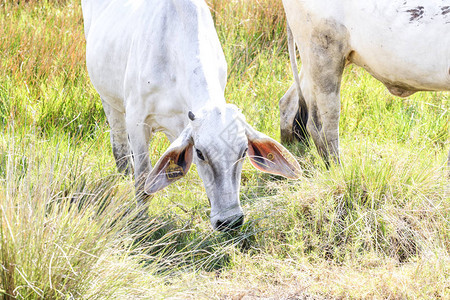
[82,0,301,231]
[280,0,450,162]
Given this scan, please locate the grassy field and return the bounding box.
[1,0,449,298]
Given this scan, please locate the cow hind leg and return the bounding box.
[102,98,132,175]
[279,82,309,145]
[302,20,348,163]
[303,73,343,164]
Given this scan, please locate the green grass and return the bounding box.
[1,0,449,298]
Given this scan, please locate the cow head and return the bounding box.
[144,104,301,231]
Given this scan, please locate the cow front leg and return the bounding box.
[125,108,153,204]
[101,98,132,175]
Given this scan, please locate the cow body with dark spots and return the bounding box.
[280,0,450,164]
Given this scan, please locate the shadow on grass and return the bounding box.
[60,174,269,274]
[123,207,269,274]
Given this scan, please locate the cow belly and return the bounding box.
[348,50,448,97]
[348,45,450,94]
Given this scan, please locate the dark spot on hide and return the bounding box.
[442,6,450,15]
[407,6,424,22]
[309,105,322,132]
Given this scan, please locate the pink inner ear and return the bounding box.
[248,141,275,169]
[162,147,193,179]
[248,139,301,179]
[145,146,193,194]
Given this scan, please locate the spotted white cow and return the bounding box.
[82,0,301,231]
[280,0,450,163]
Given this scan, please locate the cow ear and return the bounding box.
[246,126,301,179]
[144,127,194,194]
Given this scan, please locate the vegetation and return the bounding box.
[1,0,449,298]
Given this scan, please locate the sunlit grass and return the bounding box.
[1,0,449,298]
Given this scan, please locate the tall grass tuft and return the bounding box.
[1,123,135,298]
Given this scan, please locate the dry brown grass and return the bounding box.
[207,0,287,47]
[0,1,85,86]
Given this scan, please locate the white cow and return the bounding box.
[82,0,301,231]
[280,0,450,162]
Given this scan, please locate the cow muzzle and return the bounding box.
[214,214,244,232]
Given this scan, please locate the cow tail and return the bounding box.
[287,22,309,142]
[287,24,301,97]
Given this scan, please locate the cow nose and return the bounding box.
[216,215,244,232]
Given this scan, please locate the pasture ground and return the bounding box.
[1,0,449,298]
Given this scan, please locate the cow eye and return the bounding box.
[196,149,205,161]
[242,148,248,158]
